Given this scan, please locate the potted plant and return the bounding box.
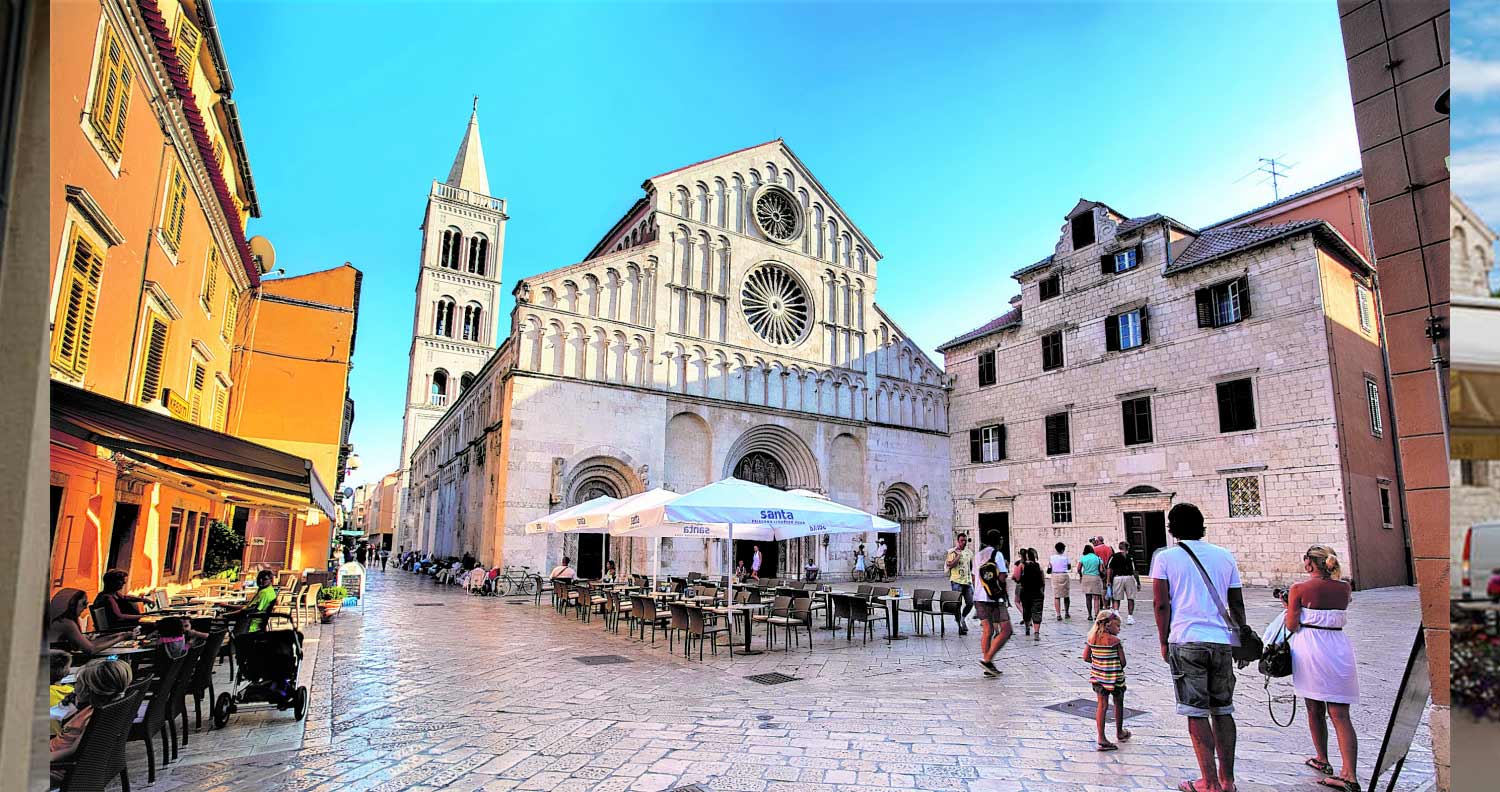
[317,586,348,622]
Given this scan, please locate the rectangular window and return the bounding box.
[1038,273,1062,301]
[1041,331,1064,370]
[1226,476,1262,517]
[1105,307,1150,352]
[222,287,239,340]
[136,313,171,405]
[1045,412,1070,456]
[1366,379,1383,436]
[164,508,184,573]
[1051,491,1074,524]
[1102,247,1139,274]
[51,228,106,379]
[968,425,1006,463]
[1196,277,1252,328]
[1356,286,1373,333]
[1216,378,1256,433]
[1462,460,1477,486]
[161,164,189,253]
[190,360,207,425]
[88,21,133,158]
[977,350,996,387]
[1070,213,1095,249]
[192,512,209,571]
[201,246,219,314]
[1122,396,1153,446]
[174,14,202,78]
[1379,486,1392,528]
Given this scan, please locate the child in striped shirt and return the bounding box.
[1083,609,1131,751]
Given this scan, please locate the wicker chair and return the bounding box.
[667,601,691,656]
[166,643,204,754]
[635,597,670,645]
[765,595,813,651]
[55,679,150,792]
[846,595,888,644]
[685,605,730,660]
[898,589,939,636]
[127,652,188,782]
[188,630,228,729]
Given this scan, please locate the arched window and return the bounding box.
[430,370,449,406]
[440,227,462,269]
[460,372,475,393]
[434,297,455,337]
[467,235,488,275]
[461,303,483,342]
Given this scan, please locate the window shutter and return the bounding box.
[139,316,169,405]
[214,385,228,432]
[998,425,1007,461]
[1195,288,1214,327]
[1100,254,1113,274]
[1104,313,1120,352]
[1139,305,1151,344]
[1133,245,1143,267]
[222,289,238,339]
[1237,276,1252,319]
[110,66,131,153]
[969,429,982,463]
[174,16,201,78]
[190,363,207,424]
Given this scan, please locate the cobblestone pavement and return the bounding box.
[145,569,1435,792]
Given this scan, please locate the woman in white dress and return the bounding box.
[1285,545,1359,791]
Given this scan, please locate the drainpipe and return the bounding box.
[1360,187,1416,586]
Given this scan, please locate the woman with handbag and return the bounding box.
[1285,545,1359,792]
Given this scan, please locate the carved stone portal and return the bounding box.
[549,458,565,504]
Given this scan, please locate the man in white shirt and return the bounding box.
[972,530,1012,678]
[548,557,576,580]
[1150,503,1245,792]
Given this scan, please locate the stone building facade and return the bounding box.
[939,198,1407,588]
[1453,194,1496,300]
[1452,193,1500,598]
[404,140,950,580]
[395,107,507,548]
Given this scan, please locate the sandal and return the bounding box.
[1116,729,1131,742]
[1318,779,1361,792]
[1097,741,1118,752]
[1305,758,1334,775]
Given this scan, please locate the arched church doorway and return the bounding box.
[566,459,633,579]
[731,451,787,577]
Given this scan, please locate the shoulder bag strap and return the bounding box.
[1178,542,1242,647]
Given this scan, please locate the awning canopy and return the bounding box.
[1452,299,1500,459]
[51,381,336,518]
[1454,298,1500,372]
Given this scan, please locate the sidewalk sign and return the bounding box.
[338,561,366,605]
[1371,628,1431,792]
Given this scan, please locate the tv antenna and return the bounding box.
[1234,156,1295,201]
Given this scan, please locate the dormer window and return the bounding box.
[1103,247,1139,274]
[1038,273,1062,301]
[1071,213,1095,249]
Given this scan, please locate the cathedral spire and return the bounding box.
[445,98,490,196]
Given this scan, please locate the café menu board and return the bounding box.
[338,562,365,601]
[1371,629,1431,791]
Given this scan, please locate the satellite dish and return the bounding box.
[248,235,276,274]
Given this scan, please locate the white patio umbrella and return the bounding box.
[612,477,897,609]
[523,494,618,535]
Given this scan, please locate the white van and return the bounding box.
[1458,521,1500,600]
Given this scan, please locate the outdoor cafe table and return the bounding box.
[877,594,911,641]
[710,602,767,656]
[190,594,248,606]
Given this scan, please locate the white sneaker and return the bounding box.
[1126,615,1136,625]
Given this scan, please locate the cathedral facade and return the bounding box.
[401,135,951,580]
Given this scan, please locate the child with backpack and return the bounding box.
[1083,610,1131,751]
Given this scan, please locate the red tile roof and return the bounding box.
[935,305,1022,352]
[138,0,259,287]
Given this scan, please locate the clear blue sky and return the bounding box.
[215,1,1362,490]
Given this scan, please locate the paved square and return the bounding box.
[142,571,1435,792]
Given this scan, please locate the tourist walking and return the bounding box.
[871,537,887,582]
[1286,545,1360,791]
[1019,548,1047,641]
[1079,544,1105,620]
[379,547,389,571]
[1108,542,1141,625]
[946,533,975,635]
[853,544,868,581]
[751,545,763,581]
[1049,542,1072,620]
[1083,609,1131,751]
[973,530,1012,677]
[1093,535,1114,569]
[1150,502,1245,792]
[1011,552,1028,634]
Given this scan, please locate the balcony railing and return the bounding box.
[431,180,505,213]
[430,393,448,407]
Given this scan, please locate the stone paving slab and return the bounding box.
[127,570,1435,792]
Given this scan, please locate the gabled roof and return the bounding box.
[935,304,1022,353]
[1114,213,1196,238]
[446,104,491,195]
[650,138,783,181]
[1202,170,1362,230]
[1010,255,1054,280]
[1165,219,1369,276]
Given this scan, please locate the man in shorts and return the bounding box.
[946,533,974,635]
[1151,503,1245,792]
[972,530,1012,677]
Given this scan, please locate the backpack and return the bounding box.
[977,548,1005,601]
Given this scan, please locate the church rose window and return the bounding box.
[753,186,802,243]
[741,264,810,346]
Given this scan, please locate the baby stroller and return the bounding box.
[212,612,307,727]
